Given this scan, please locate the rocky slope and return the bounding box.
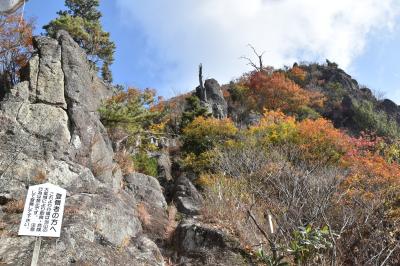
[5,29,396,266]
[0,30,250,266]
[301,61,400,131]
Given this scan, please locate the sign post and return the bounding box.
[31,237,41,266]
[18,183,66,265]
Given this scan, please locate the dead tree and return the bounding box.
[198,63,206,100]
[241,44,265,72]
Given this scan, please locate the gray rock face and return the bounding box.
[17,103,70,143]
[56,31,118,188]
[157,152,172,182]
[125,172,167,210]
[34,36,67,108]
[0,31,165,266]
[244,111,262,126]
[196,78,228,119]
[173,219,250,265]
[57,31,114,112]
[27,54,39,93]
[378,99,400,124]
[9,81,30,101]
[174,175,203,215]
[125,172,169,242]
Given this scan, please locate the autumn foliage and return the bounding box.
[182,116,238,155]
[238,71,324,114]
[0,13,34,91]
[182,108,400,264]
[289,65,307,82]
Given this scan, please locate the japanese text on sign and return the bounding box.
[18,183,66,237]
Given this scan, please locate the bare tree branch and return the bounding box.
[240,44,266,72]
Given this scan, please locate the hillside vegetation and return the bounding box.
[100,62,400,265]
[1,1,399,265]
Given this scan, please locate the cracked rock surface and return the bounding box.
[0,31,166,266]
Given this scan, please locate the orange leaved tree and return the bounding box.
[242,71,324,114]
[0,13,34,93]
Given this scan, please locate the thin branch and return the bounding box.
[239,44,266,72]
[247,206,278,259]
[380,244,399,266]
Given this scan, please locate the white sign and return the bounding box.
[18,183,66,238]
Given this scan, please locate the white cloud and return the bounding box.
[115,0,400,95]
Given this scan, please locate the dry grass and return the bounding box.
[114,149,135,175]
[0,220,7,237]
[91,158,113,177]
[117,236,132,253]
[164,204,178,240]
[200,175,267,248]
[64,206,80,216]
[163,257,178,266]
[32,168,47,183]
[2,199,24,214]
[137,202,151,226]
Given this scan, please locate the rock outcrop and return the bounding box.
[0,31,166,265]
[173,175,203,216]
[378,99,400,124]
[173,219,251,265]
[301,62,400,130]
[157,152,172,182]
[196,78,228,119]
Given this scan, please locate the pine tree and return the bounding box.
[180,95,210,130]
[44,0,115,81]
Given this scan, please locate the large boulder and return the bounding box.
[173,175,203,216]
[173,219,251,265]
[56,31,118,188]
[196,78,228,119]
[125,172,169,243]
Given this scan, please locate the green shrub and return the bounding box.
[182,116,238,155]
[180,95,210,130]
[326,82,346,103]
[99,88,163,136]
[353,100,400,138]
[294,106,321,121]
[288,225,334,265]
[133,152,158,177]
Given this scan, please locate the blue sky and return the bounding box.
[24,0,400,103]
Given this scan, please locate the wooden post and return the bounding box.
[31,236,42,266]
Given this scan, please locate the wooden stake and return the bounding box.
[31,236,42,266]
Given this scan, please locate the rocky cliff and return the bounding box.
[0,30,249,266]
[0,31,167,265]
